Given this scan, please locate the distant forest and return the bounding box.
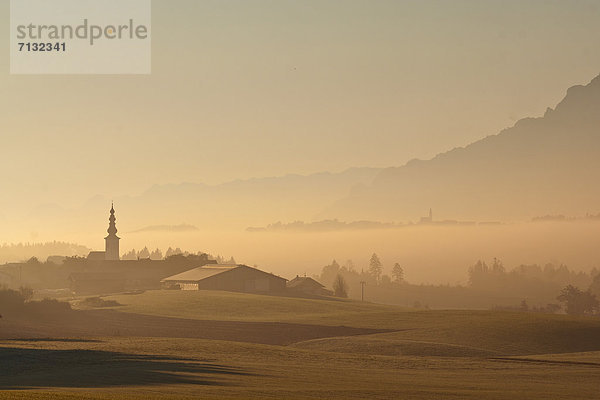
[250,215,600,232]
[316,256,600,312]
[532,213,600,222]
[121,247,234,264]
[0,243,234,265]
[0,242,91,264]
[246,219,501,233]
[247,220,399,232]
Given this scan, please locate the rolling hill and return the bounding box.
[3,290,600,399]
[101,290,600,357]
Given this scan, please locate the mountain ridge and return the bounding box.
[17,74,600,233]
[319,73,600,222]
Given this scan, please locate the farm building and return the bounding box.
[286,276,333,296]
[161,264,287,294]
[66,255,217,295]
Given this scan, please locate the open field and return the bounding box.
[100,290,405,324]
[101,290,600,356]
[0,309,386,346]
[1,337,600,400]
[1,290,600,399]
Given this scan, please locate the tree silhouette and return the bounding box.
[122,249,137,261]
[137,247,150,260]
[320,260,341,286]
[392,263,404,283]
[165,247,176,258]
[150,248,163,260]
[491,258,505,274]
[345,260,356,273]
[590,274,600,297]
[333,274,348,298]
[557,285,599,315]
[369,253,383,282]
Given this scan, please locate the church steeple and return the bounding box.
[105,202,120,261]
[107,202,118,236]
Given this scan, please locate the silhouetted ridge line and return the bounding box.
[319,73,600,222]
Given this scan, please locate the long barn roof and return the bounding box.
[161,264,287,283]
[161,264,237,282]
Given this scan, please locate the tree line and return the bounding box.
[319,253,405,298]
[0,242,90,264]
[317,255,600,314]
[469,258,600,315]
[121,247,235,264]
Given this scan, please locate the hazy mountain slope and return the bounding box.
[320,74,600,222]
[13,168,383,239]
[67,167,383,232]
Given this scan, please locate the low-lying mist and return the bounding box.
[9,220,598,285]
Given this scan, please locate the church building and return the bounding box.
[87,203,120,261]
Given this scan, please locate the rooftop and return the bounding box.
[161,264,238,282]
[287,276,325,289]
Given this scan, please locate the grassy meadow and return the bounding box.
[1,290,600,399]
[101,290,600,356]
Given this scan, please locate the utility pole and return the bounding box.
[360,281,366,302]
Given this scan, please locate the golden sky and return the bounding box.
[1,0,599,211]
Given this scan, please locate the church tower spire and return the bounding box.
[105,202,120,261]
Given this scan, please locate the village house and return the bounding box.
[286,276,333,296]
